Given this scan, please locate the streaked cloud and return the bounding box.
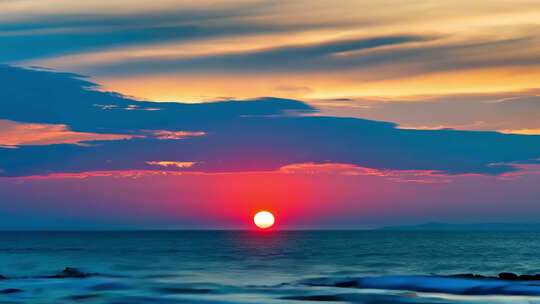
[5,161,539,184]
[311,89,540,134]
[2,0,537,107]
[2,0,539,134]
[279,163,452,183]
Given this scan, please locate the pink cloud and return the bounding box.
[0,162,448,183]
[0,170,184,181]
[278,162,452,183]
[2,162,539,184]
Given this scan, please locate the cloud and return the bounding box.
[500,129,540,135]
[0,65,316,133]
[0,1,283,62]
[0,119,137,147]
[5,161,539,186]
[72,35,539,91]
[30,33,540,102]
[311,89,540,134]
[146,161,197,168]
[3,0,540,103]
[279,163,452,183]
[148,130,206,140]
[73,35,429,76]
[0,65,539,178]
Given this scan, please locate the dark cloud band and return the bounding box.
[0,66,538,177]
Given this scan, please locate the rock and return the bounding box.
[519,274,540,280]
[46,267,97,278]
[499,272,519,280]
[305,279,357,288]
[69,294,99,300]
[334,281,358,287]
[61,267,87,278]
[448,273,540,281]
[0,288,22,294]
[0,275,7,279]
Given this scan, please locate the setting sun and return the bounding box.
[253,211,275,229]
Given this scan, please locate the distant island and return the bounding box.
[378,222,540,231]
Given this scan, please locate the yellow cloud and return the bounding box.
[499,129,540,135]
[148,130,206,139]
[146,161,197,168]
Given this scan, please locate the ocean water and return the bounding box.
[1,231,540,303]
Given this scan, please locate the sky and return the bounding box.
[1,0,540,229]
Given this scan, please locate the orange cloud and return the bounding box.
[0,120,138,148]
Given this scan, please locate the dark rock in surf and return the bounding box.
[334,281,358,287]
[0,275,7,279]
[447,273,540,281]
[305,279,358,287]
[68,294,100,300]
[518,274,540,280]
[498,273,540,281]
[499,272,519,280]
[61,267,88,278]
[0,288,22,294]
[45,267,98,278]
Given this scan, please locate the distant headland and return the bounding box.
[378,222,540,231]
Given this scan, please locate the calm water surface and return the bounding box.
[1,231,539,303]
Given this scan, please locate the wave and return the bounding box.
[299,275,540,296]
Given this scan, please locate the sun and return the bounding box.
[253,211,275,229]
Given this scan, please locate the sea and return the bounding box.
[1,231,540,303]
